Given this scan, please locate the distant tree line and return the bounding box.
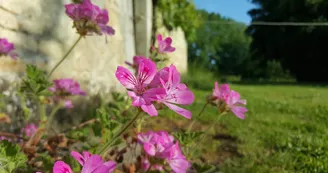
[247,0,328,82]
[157,0,328,82]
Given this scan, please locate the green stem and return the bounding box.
[189,111,226,158]
[47,36,82,78]
[39,102,47,128]
[187,102,209,132]
[98,110,142,156]
[46,104,62,132]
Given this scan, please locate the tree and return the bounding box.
[188,10,251,75]
[247,0,328,82]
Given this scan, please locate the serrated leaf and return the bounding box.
[173,131,204,145]
[0,141,28,172]
[20,65,53,97]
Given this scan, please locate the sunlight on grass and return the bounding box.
[158,80,328,172]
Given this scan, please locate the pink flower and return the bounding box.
[115,59,166,116]
[49,78,86,108]
[0,38,18,59]
[211,82,247,119]
[54,151,116,173]
[49,78,86,96]
[65,0,115,36]
[53,161,73,173]
[0,136,12,142]
[138,130,174,156]
[226,90,247,119]
[212,82,230,102]
[155,65,195,119]
[156,34,176,53]
[138,131,190,173]
[21,123,38,137]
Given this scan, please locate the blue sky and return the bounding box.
[194,0,256,24]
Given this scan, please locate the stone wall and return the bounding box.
[0,0,137,97]
[0,0,188,96]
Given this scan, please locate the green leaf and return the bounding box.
[0,141,28,172]
[173,131,204,146]
[192,163,217,173]
[20,65,53,97]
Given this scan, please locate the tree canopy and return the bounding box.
[188,10,251,75]
[247,0,328,82]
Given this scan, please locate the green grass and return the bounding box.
[159,83,328,173]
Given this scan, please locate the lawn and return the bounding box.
[158,83,328,173]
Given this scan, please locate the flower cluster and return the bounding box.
[65,0,115,36]
[0,38,17,59]
[52,151,116,173]
[49,78,86,108]
[21,123,38,137]
[116,57,194,118]
[211,82,248,119]
[138,131,190,173]
[0,136,12,142]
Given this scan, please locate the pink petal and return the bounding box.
[220,84,231,92]
[71,151,84,166]
[168,158,190,173]
[64,100,73,108]
[227,90,241,105]
[137,59,157,85]
[143,88,166,103]
[142,158,150,171]
[133,56,148,66]
[144,142,156,156]
[164,37,173,45]
[137,131,154,144]
[238,99,247,105]
[115,66,136,89]
[177,83,188,90]
[149,67,170,88]
[92,161,116,173]
[81,155,104,173]
[82,151,92,161]
[213,81,220,97]
[164,47,176,52]
[104,161,116,173]
[128,91,147,106]
[165,90,194,105]
[231,106,248,119]
[64,4,78,18]
[53,161,73,173]
[96,9,109,24]
[99,25,115,35]
[164,103,192,119]
[167,65,181,89]
[157,34,163,42]
[141,104,158,116]
[131,95,146,107]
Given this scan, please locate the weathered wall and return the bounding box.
[0,0,188,95]
[134,0,153,57]
[0,0,136,96]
